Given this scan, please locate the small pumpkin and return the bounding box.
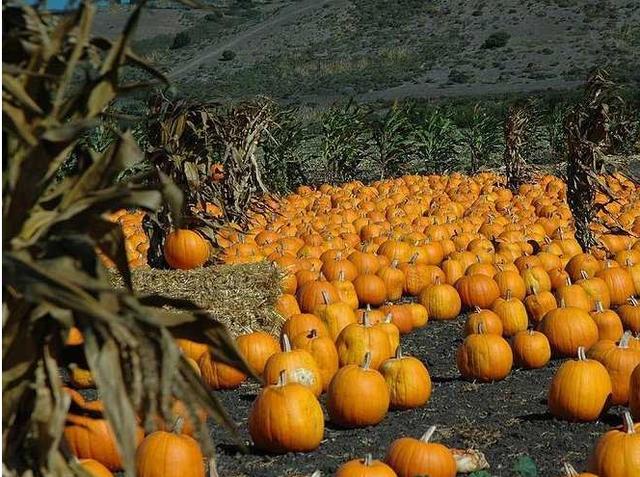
[281,313,329,342]
[524,289,557,324]
[456,323,513,382]
[589,301,624,342]
[455,274,500,310]
[419,277,461,321]
[353,273,388,306]
[379,303,414,335]
[618,296,640,333]
[560,462,597,477]
[78,459,114,477]
[548,347,612,422]
[511,329,551,369]
[236,331,280,375]
[313,290,358,341]
[327,352,390,428]
[249,370,324,453]
[198,352,247,390]
[491,289,528,337]
[596,264,636,306]
[136,418,205,477]
[380,347,431,410]
[587,411,640,477]
[464,307,503,336]
[292,329,339,392]
[385,426,457,477]
[163,229,209,270]
[263,334,323,397]
[336,313,392,370]
[336,454,397,477]
[537,301,599,357]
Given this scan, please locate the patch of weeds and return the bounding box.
[481,31,511,49]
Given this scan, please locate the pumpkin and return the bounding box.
[176,339,208,361]
[455,274,500,310]
[524,289,558,323]
[456,323,513,382]
[491,289,528,337]
[587,332,640,405]
[327,352,390,428]
[566,253,602,281]
[555,277,592,312]
[136,418,205,477]
[336,313,392,370]
[511,329,551,369]
[65,415,144,471]
[537,302,599,357]
[385,426,457,477]
[521,265,552,295]
[69,364,95,389]
[548,347,612,421]
[419,277,461,321]
[155,400,206,437]
[66,326,84,346]
[630,364,640,419]
[198,352,246,390]
[78,459,114,477]
[596,265,636,306]
[336,454,398,477]
[236,331,280,375]
[263,334,323,396]
[292,329,339,392]
[377,260,406,302]
[589,301,624,342]
[464,307,503,336]
[494,269,526,300]
[296,280,341,313]
[249,370,324,453]
[281,313,329,341]
[380,347,431,410]
[274,293,301,319]
[576,270,611,310]
[379,304,414,335]
[163,229,209,270]
[322,254,358,282]
[331,271,360,309]
[405,303,429,329]
[618,296,640,333]
[588,412,640,477]
[353,274,388,306]
[313,294,358,341]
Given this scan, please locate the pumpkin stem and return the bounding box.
[559,297,566,309]
[172,416,185,434]
[630,296,638,307]
[595,300,604,313]
[419,425,437,443]
[384,313,393,324]
[580,270,588,281]
[391,259,399,268]
[577,346,586,361]
[564,276,572,287]
[563,463,578,477]
[623,411,635,434]
[476,321,486,335]
[473,306,482,313]
[338,270,345,282]
[281,333,292,352]
[363,454,373,466]
[362,352,372,370]
[619,331,631,348]
[321,290,330,305]
[505,288,512,301]
[395,346,404,359]
[276,369,287,387]
[362,310,371,327]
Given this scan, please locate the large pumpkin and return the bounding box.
[385,426,457,477]
[537,303,599,357]
[380,346,431,410]
[548,347,612,422]
[327,352,390,428]
[163,229,209,270]
[136,418,205,477]
[456,324,513,382]
[249,371,324,453]
[588,412,640,477]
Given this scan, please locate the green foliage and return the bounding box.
[171,30,192,49]
[366,102,415,179]
[411,108,459,173]
[220,49,237,61]
[469,471,493,477]
[457,104,503,172]
[513,455,538,477]
[318,100,370,183]
[481,31,511,49]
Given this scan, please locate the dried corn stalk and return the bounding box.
[503,104,532,192]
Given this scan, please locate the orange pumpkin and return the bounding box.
[385,426,457,477]
[380,347,431,410]
[163,229,210,270]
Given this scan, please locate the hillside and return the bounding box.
[106,0,640,103]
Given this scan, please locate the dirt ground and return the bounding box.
[210,317,621,477]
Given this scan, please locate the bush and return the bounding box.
[481,31,511,49]
[220,49,236,61]
[171,31,191,50]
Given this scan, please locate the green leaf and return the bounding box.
[513,455,538,477]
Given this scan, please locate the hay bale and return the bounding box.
[110,262,284,336]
